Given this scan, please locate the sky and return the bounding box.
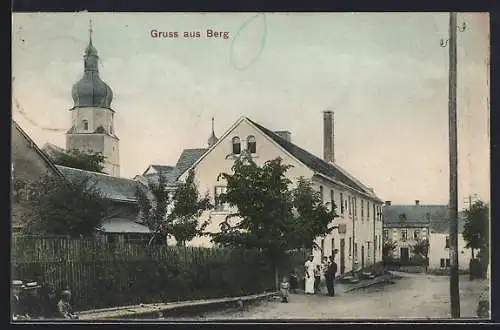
[11,12,490,208]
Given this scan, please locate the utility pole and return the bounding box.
[447,11,461,319]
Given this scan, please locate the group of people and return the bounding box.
[11,279,78,320]
[304,254,338,296]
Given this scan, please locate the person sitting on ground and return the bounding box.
[57,290,79,320]
[313,264,322,294]
[11,280,26,320]
[22,282,43,319]
[279,276,290,303]
[40,283,58,319]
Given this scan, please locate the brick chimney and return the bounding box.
[323,110,335,163]
[274,131,292,142]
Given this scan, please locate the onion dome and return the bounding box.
[208,117,219,147]
[71,21,113,109]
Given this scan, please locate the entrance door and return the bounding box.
[400,247,409,263]
[340,238,345,275]
[361,245,365,269]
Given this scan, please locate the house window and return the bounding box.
[330,190,334,211]
[349,237,352,256]
[247,135,256,153]
[319,186,324,203]
[379,236,382,251]
[374,235,377,252]
[232,137,241,154]
[413,230,420,240]
[354,243,358,258]
[320,238,325,259]
[214,186,228,211]
[383,229,389,240]
[440,258,451,268]
[445,236,450,249]
[361,200,364,218]
[353,197,357,216]
[367,201,370,218]
[348,197,352,215]
[331,238,335,255]
[340,193,344,214]
[401,229,408,241]
[82,120,89,130]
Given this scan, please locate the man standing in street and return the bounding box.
[326,255,338,297]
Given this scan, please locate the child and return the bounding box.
[57,290,79,320]
[279,276,290,303]
[313,265,322,293]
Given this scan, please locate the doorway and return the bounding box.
[400,247,409,263]
[361,245,365,269]
[340,238,345,275]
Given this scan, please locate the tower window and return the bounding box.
[82,120,89,130]
[247,135,256,154]
[232,137,241,154]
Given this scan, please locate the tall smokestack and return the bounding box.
[323,110,335,163]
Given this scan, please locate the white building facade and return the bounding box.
[175,113,383,274]
[428,233,471,270]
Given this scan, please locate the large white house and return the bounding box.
[142,112,383,275]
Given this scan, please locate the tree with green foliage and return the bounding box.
[22,175,110,238]
[382,240,397,258]
[136,173,170,246]
[210,155,337,287]
[52,149,106,174]
[411,238,429,268]
[167,169,213,246]
[463,200,489,268]
[291,177,339,250]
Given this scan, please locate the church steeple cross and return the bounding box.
[89,18,93,43]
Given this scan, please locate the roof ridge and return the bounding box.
[56,165,137,182]
[246,118,380,200]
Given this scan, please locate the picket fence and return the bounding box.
[11,236,308,311]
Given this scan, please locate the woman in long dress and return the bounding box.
[304,255,315,294]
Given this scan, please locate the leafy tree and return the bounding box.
[210,155,337,287]
[382,240,397,258]
[291,177,338,250]
[167,169,213,246]
[411,238,429,268]
[136,173,170,246]
[52,148,106,174]
[463,200,489,263]
[22,175,110,238]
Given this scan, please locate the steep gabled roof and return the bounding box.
[56,165,140,203]
[175,148,208,176]
[178,116,382,202]
[247,118,381,201]
[382,204,466,233]
[12,121,64,178]
[142,164,175,176]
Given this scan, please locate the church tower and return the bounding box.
[66,20,120,176]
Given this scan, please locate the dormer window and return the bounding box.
[232,137,241,154]
[82,120,89,130]
[247,135,256,154]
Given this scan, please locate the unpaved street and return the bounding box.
[197,273,489,320]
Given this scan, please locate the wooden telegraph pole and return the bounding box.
[447,11,460,319]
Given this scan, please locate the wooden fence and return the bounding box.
[11,237,308,311]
